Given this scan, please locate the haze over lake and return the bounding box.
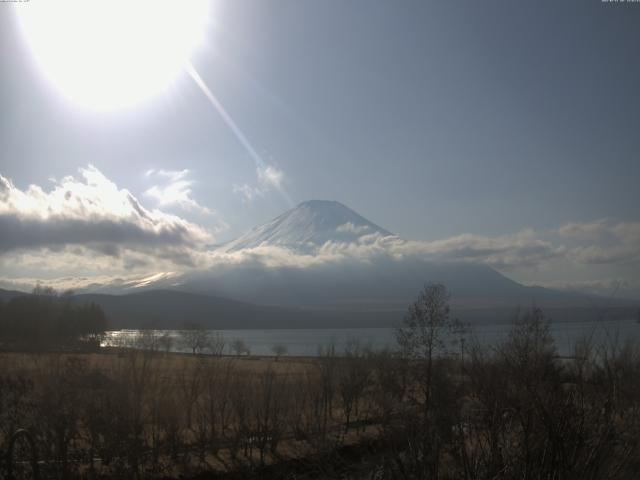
[104,318,640,357]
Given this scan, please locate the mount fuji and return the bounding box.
[12,200,629,330]
[177,201,630,321]
[221,200,393,253]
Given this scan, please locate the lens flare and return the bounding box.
[16,0,210,110]
[186,63,293,206]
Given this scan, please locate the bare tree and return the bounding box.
[180,322,211,355]
[158,332,174,354]
[394,283,459,478]
[136,329,160,352]
[396,283,457,406]
[231,338,250,356]
[338,339,371,432]
[271,344,288,361]
[252,367,290,465]
[207,331,226,356]
[177,356,205,431]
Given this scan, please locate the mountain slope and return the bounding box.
[183,200,636,316]
[2,286,635,331]
[72,289,403,329]
[222,200,393,252]
[183,259,621,311]
[0,288,29,302]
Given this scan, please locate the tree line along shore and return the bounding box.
[1,285,639,479]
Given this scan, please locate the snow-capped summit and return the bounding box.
[222,200,393,252]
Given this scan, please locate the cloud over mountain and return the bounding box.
[208,201,564,270]
[1,175,638,299]
[560,220,640,265]
[192,202,639,299]
[144,168,219,217]
[233,164,287,202]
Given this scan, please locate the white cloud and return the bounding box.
[2,169,638,299]
[560,220,640,265]
[0,166,212,263]
[146,169,189,182]
[233,163,286,202]
[189,221,640,299]
[336,222,371,235]
[257,164,284,189]
[199,229,562,271]
[144,168,213,215]
[232,183,261,202]
[525,278,633,297]
[0,271,182,295]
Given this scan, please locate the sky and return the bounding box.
[0,0,639,298]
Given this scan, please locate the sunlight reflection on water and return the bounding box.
[102,318,640,357]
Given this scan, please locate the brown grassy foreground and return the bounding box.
[2,310,640,479]
[0,347,386,479]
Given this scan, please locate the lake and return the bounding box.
[103,318,640,357]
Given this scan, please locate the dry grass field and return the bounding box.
[0,350,316,378]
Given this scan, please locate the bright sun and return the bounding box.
[16,0,210,110]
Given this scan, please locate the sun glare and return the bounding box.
[16,0,210,110]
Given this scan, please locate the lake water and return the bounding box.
[103,318,640,357]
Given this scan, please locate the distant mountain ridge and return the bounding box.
[0,287,635,331]
[2,200,637,330]
[221,200,393,252]
[0,288,406,329]
[0,288,28,302]
[192,200,625,312]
